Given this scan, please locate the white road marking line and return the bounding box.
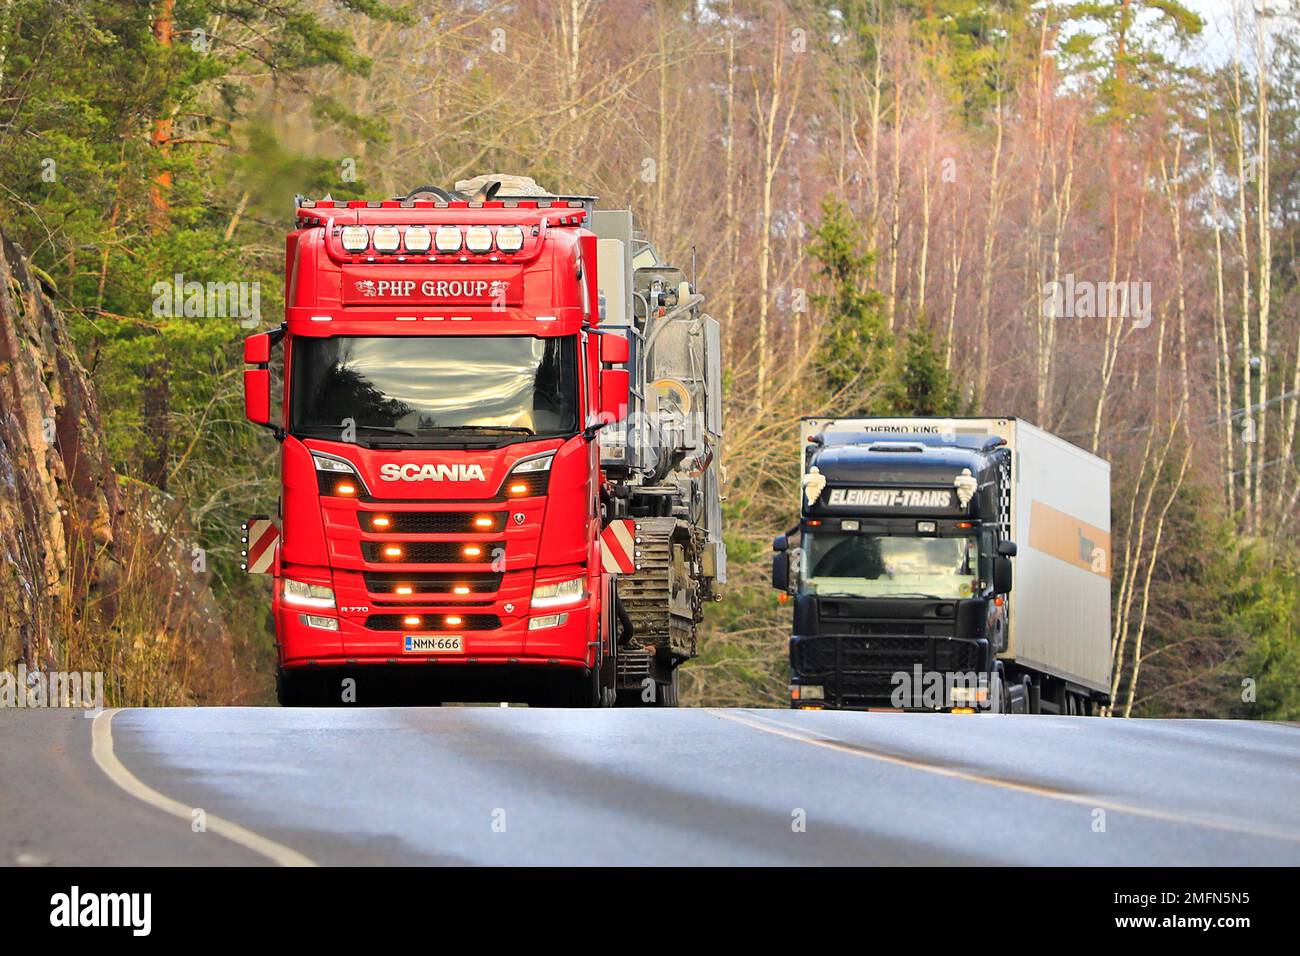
[713,709,1300,844]
[91,709,318,867]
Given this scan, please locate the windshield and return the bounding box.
[290,335,578,443]
[802,532,981,599]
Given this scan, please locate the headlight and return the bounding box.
[496,225,524,253]
[528,613,569,630]
[340,225,369,251]
[510,453,553,474]
[403,225,432,253]
[312,454,356,474]
[500,452,553,497]
[313,454,365,497]
[950,685,989,704]
[464,225,493,253]
[531,576,585,609]
[434,226,462,252]
[284,578,335,609]
[371,225,401,252]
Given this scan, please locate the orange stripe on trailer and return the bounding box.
[246,519,279,574]
[599,520,636,575]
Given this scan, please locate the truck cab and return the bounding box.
[245,192,623,706]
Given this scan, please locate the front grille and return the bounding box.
[363,571,501,594]
[362,541,502,563]
[366,613,500,631]
[359,511,504,534]
[790,639,982,707]
[841,621,926,636]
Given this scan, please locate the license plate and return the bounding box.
[403,634,464,654]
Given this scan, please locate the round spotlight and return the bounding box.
[340,225,369,251]
[495,225,525,253]
[434,226,462,253]
[372,226,401,252]
[403,225,432,253]
[464,225,493,253]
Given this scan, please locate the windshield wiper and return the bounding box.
[419,425,536,435]
[353,424,419,437]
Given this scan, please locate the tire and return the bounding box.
[275,668,318,707]
[657,667,680,707]
[538,668,601,708]
[613,667,679,707]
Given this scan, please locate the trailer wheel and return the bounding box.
[657,667,680,707]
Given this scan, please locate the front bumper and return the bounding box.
[789,633,990,710]
[276,582,593,669]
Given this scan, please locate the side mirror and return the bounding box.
[772,551,790,592]
[599,368,629,422]
[600,333,629,365]
[773,534,789,552]
[993,555,1013,594]
[244,332,271,365]
[243,329,282,435]
[244,368,271,425]
[997,540,1018,557]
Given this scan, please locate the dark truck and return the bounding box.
[772,417,1111,714]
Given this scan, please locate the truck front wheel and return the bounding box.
[275,668,320,707]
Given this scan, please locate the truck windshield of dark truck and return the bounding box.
[290,335,578,440]
[803,532,981,599]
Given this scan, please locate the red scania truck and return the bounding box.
[242,175,725,706]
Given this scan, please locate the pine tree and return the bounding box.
[895,323,961,416]
[807,198,891,415]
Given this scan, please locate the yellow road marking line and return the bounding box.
[714,709,1300,844]
[91,709,317,867]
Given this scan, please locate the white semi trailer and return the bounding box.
[772,416,1111,713]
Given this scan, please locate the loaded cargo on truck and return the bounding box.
[772,417,1110,714]
[242,174,725,707]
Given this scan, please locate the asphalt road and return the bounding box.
[3,706,1299,866]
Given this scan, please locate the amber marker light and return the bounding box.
[403,616,421,627]
[383,545,403,558]
[508,483,529,495]
[462,545,483,558]
[371,515,392,529]
[453,585,471,595]
[445,615,463,626]
[336,482,357,496]
[473,515,494,529]
[395,585,413,595]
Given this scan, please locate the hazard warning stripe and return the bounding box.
[600,519,636,574]
[246,519,278,574]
